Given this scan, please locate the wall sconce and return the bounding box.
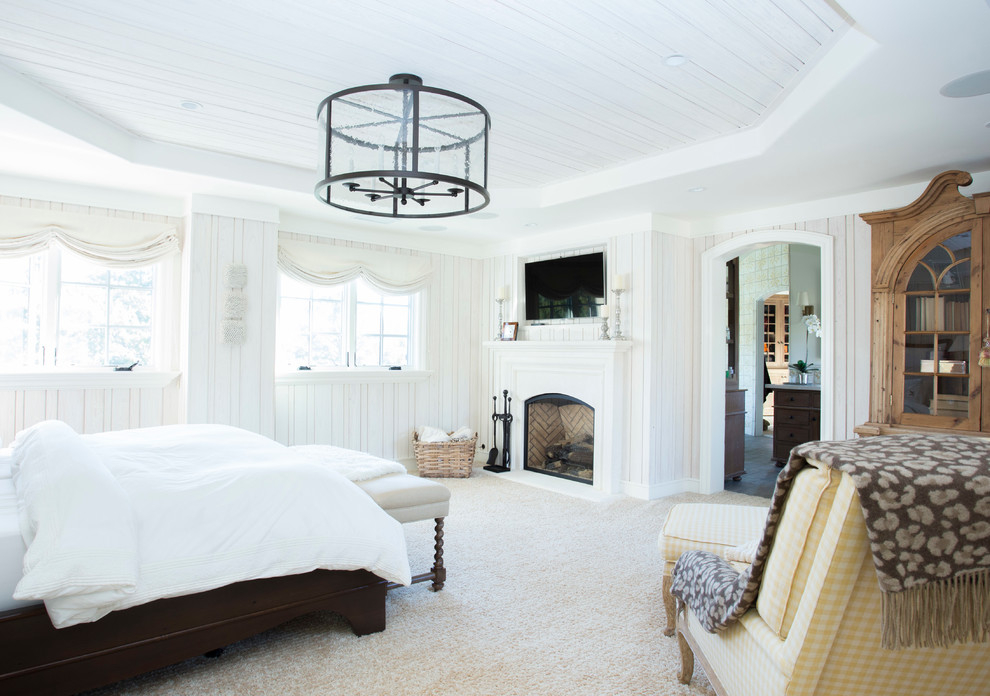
[799,291,814,317]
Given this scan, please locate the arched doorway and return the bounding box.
[698,230,834,494]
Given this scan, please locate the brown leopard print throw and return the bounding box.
[671,433,990,649]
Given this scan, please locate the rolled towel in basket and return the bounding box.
[418,425,451,443]
[449,426,474,441]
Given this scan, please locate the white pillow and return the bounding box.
[0,448,12,478]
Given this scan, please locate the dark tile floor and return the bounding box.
[724,434,779,498]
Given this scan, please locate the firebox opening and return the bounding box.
[524,393,594,484]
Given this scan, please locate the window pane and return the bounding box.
[311,299,342,334]
[356,304,382,335]
[382,337,408,366]
[59,327,107,366]
[312,334,343,366]
[108,327,151,365]
[60,285,109,327]
[355,335,381,366]
[382,306,408,334]
[0,255,44,367]
[109,288,153,326]
[279,298,311,335]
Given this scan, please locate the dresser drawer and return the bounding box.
[775,408,810,426]
[775,425,811,446]
[775,390,819,408]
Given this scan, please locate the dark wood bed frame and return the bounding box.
[0,568,387,696]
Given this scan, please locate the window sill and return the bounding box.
[0,370,181,390]
[275,369,432,385]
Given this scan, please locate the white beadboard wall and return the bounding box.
[0,195,183,445]
[273,233,484,463]
[182,208,278,437]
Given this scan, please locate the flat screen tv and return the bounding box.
[524,252,605,321]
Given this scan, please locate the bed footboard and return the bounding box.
[0,569,386,696]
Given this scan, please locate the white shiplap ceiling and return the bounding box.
[0,0,987,250]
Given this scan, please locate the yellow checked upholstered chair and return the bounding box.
[659,463,990,696]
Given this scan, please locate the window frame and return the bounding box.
[276,273,420,370]
[0,246,172,371]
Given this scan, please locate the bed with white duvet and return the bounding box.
[2,420,411,628]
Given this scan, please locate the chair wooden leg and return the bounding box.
[677,630,695,685]
[429,517,446,591]
[662,574,676,636]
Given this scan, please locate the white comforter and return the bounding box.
[10,421,411,628]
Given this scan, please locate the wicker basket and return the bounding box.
[413,432,478,478]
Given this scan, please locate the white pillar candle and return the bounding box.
[496,286,509,301]
[614,274,626,291]
[600,305,610,318]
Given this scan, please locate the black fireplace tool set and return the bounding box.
[484,390,512,473]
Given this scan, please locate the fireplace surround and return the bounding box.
[486,341,630,494]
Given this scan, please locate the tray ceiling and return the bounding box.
[0,0,847,189]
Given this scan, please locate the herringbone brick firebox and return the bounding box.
[524,393,594,483]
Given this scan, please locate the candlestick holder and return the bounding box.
[493,298,505,341]
[599,312,610,340]
[612,288,628,340]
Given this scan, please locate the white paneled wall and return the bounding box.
[182,207,278,436]
[0,196,184,443]
[0,380,180,446]
[273,234,484,463]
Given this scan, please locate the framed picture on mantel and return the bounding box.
[501,322,518,341]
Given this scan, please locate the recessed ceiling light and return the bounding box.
[688,186,706,193]
[180,100,203,110]
[939,70,990,98]
[664,54,688,67]
[524,222,539,228]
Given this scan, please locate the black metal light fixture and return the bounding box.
[315,74,491,218]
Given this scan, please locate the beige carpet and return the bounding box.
[85,471,769,696]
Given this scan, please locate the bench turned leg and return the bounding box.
[662,574,676,636]
[430,517,446,591]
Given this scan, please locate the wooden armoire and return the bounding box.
[856,170,990,436]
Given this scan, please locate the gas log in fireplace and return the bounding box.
[524,393,594,484]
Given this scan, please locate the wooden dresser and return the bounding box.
[724,387,747,480]
[768,385,820,464]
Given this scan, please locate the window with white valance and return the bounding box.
[276,238,432,294]
[0,206,180,370]
[275,238,431,369]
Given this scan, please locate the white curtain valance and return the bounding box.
[277,238,432,294]
[0,206,180,267]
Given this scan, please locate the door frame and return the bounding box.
[699,230,834,494]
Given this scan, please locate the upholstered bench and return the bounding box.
[658,502,767,635]
[355,473,451,591]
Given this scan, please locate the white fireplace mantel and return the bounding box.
[485,340,631,495]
